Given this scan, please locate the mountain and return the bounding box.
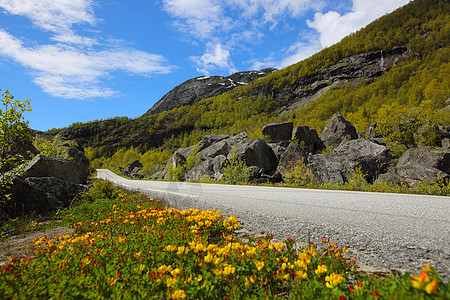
[145,69,276,115]
[53,0,449,171]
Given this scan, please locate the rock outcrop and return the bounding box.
[122,160,143,178]
[22,155,88,185]
[145,69,276,115]
[292,126,324,154]
[380,147,450,186]
[261,122,293,143]
[320,113,358,148]
[1,141,90,219]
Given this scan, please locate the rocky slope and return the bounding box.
[145,68,276,115]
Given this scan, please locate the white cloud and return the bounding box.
[190,42,237,75]
[307,0,410,48]
[0,1,174,99]
[279,36,322,68]
[0,0,97,45]
[163,0,229,39]
[229,0,325,24]
[0,30,173,99]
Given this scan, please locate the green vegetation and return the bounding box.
[0,89,32,206]
[1,181,448,298]
[32,135,68,159]
[283,159,316,187]
[168,146,200,181]
[222,153,252,185]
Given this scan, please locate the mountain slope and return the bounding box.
[55,0,449,168]
[145,69,275,115]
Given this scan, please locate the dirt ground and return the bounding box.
[0,226,74,267]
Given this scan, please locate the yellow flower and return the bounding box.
[166,277,177,288]
[195,275,203,282]
[171,268,181,277]
[315,264,327,275]
[411,272,430,290]
[274,242,284,250]
[295,270,308,280]
[294,259,308,270]
[254,260,265,271]
[422,264,433,274]
[425,279,438,295]
[203,253,212,263]
[170,290,186,299]
[325,272,343,288]
[118,236,126,243]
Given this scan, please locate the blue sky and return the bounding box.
[0,0,409,131]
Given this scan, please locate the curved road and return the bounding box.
[96,169,449,279]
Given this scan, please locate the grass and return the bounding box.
[0,180,448,299]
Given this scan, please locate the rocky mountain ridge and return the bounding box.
[145,68,276,115]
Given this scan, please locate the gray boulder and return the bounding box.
[185,158,215,181]
[236,139,278,174]
[268,143,288,161]
[307,139,392,184]
[5,176,86,218]
[22,155,89,184]
[320,113,358,148]
[277,143,306,179]
[292,125,325,154]
[200,140,231,159]
[364,123,380,139]
[307,154,347,184]
[122,160,143,178]
[198,134,229,151]
[261,122,293,143]
[390,147,450,186]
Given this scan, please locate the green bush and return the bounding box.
[222,153,252,185]
[33,135,68,158]
[79,179,118,203]
[168,146,200,181]
[283,158,316,187]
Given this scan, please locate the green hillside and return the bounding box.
[54,0,449,172]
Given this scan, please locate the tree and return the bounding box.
[0,89,32,204]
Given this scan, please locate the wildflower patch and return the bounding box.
[0,189,448,299]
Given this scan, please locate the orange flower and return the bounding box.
[425,279,438,295]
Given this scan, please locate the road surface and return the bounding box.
[96,169,449,279]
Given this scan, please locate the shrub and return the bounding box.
[79,179,118,203]
[283,158,316,187]
[33,135,68,159]
[168,146,200,181]
[222,152,252,185]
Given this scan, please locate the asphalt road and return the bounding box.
[96,169,449,279]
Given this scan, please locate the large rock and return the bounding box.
[320,113,358,148]
[236,139,278,174]
[277,143,306,179]
[198,134,229,151]
[292,126,325,154]
[391,147,450,186]
[307,155,347,184]
[185,158,215,181]
[0,136,39,173]
[261,122,293,143]
[22,155,89,184]
[331,139,392,182]
[5,176,86,218]
[307,139,392,184]
[122,160,143,178]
